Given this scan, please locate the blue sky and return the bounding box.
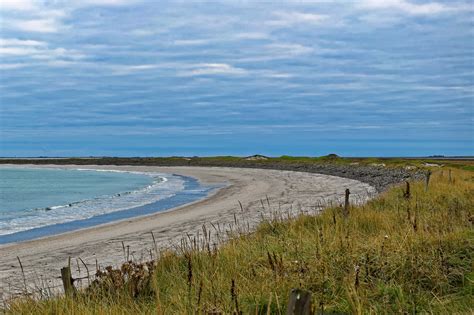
[0,0,473,157]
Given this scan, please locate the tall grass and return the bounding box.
[5,168,473,314]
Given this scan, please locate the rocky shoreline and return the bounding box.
[181,160,427,192]
[1,158,427,192]
[215,163,426,192]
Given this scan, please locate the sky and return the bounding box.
[0,0,473,157]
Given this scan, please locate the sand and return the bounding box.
[0,165,375,298]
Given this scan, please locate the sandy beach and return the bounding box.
[0,165,375,298]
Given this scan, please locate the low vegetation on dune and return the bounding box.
[4,167,474,314]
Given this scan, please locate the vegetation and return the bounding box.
[1,155,472,169]
[4,167,474,314]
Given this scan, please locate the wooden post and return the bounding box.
[425,171,432,192]
[344,189,350,218]
[61,266,75,296]
[448,169,452,183]
[286,289,312,315]
[403,181,410,199]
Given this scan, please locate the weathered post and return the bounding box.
[403,181,410,199]
[344,189,350,218]
[61,257,75,296]
[448,169,452,183]
[286,289,312,315]
[61,266,75,296]
[425,171,432,192]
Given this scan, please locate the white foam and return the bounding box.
[0,171,194,236]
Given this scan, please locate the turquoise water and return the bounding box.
[0,167,213,243]
[0,168,153,215]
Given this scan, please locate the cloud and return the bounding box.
[359,0,449,16]
[173,39,212,46]
[1,0,68,33]
[265,43,313,56]
[75,0,141,6]
[110,64,159,75]
[0,38,47,47]
[32,47,86,60]
[0,0,36,11]
[0,38,86,64]
[0,63,27,70]
[129,29,156,36]
[234,32,269,40]
[179,63,247,77]
[267,11,330,26]
[0,46,35,55]
[9,18,61,33]
[171,32,270,47]
[1,0,134,34]
[259,70,293,79]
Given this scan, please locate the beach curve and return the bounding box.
[0,165,375,297]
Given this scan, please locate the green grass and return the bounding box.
[5,168,474,314]
[2,155,472,169]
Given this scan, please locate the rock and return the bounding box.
[244,155,268,161]
[423,163,441,167]
[370,163,386,168]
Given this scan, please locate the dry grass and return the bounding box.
[4,168,473,314]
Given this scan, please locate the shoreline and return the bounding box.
[0,165,376,298]
[0,157,428,192]
[0,165,220,245]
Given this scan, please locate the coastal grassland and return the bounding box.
[5,167,473,314]
[2,155,472,169]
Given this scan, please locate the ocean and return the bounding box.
[0,167,213,244]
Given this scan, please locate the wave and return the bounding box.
[0,170,187,236]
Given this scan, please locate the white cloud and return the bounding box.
[110,64,158,75]
[267,11,330,26]
[0,38,47,46]
[1,0,68,33]
[180,63,247,76]
[129,29,155,36]
[10,18,61,33]
[266,43,313,56]
[75,0,141,6]
[360,0,449,15]
[0,46,35,55]
[0,0,36,11]
[259,70,293,79]
[236,42,314,63]
[0,38,86,66]
[32,47,86,60]
[45,60,82,67]
[234,32,269,40]
[173,39,211,46]
[0,63,27,70]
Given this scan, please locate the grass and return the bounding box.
[2,155,472,169]
[4,167,474,314]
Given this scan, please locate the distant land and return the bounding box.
[1,155,473,160]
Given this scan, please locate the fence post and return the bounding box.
[344,189,350,218]
[61,265,75,296]
[425,171,432,192]
[403,181,410,199]
[286,289,312,315]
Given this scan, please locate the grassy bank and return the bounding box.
[5,168,473,314]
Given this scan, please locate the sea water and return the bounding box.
[0,167,213,244]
